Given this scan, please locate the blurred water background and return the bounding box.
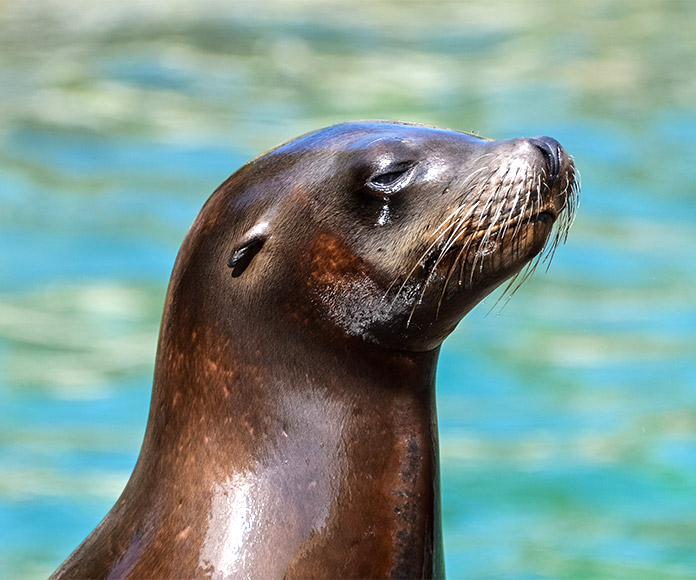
[1,1,695,578]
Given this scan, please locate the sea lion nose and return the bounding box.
[530,136,562,182]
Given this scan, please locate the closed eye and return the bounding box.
[366,163,417,194]
[372,169,409,186]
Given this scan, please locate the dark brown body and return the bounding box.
[51,121,577,579]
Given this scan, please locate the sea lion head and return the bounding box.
[174,121,578,353]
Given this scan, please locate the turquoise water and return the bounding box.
[1,1,695,578]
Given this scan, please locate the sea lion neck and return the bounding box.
[126,314,446,578]
[146,300,442,452]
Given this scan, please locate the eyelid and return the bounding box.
[365,162,417,195]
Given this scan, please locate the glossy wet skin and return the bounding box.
[50,121,576,579]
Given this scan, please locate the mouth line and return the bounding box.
[465,207,558,242]
[421,207,557,270]
[414,204,563,279]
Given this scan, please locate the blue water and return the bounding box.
[2,2,696,578]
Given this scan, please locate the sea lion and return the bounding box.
[50,121,578,579]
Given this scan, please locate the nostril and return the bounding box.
[530,137,562,181]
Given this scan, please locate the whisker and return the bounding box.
[391,148,578,326]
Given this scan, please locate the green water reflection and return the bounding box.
[1,1,695,578]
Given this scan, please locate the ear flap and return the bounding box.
[227,236,266,278]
